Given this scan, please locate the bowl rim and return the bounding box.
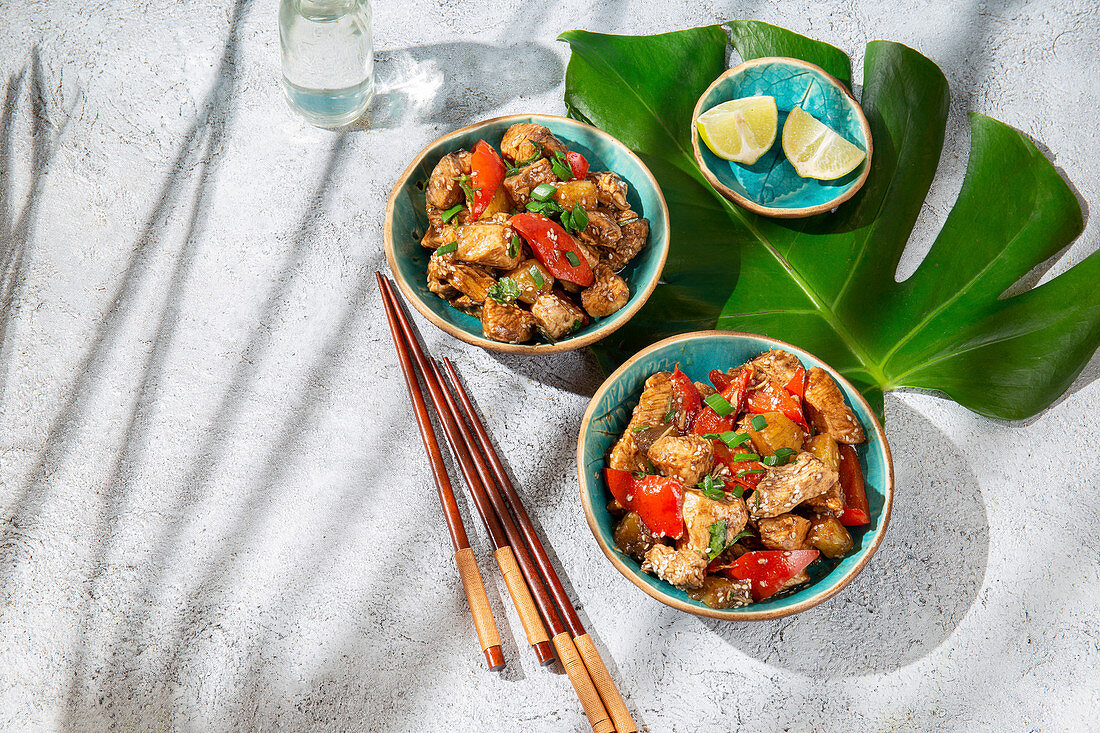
[384,113,671,354]
[576,329,895,620]
[690,56,874,219]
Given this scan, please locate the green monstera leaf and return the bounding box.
[559,22,1098,420]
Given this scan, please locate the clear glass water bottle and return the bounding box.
[279,0,374,128]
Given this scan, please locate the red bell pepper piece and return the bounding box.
[709,369,732,392]
[837,443,870,526]
[746,379,807,430]
[712,443,765,491]
[720,368,753,416]
[784,365,807,401]
[669,366,702,432]
[510,213,594,286]
[468,140,505,220]
[565,150,589,180]
[721,549,820,601]
[604,468,684,539]
[692,407,734,437]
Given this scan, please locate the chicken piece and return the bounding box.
[503,158,557,207]
[426,253,459,299]
[530,292,588,340]
[642,544,707,589]
[647,434,714,486]
[553,180,598,210]
[748,349,802,387]
[778,570,810,592]
[500,122,568,163]
[420,221,458,250]
[642,489,748,590]
[608,372,673,473]
[426,151,471,210]
[588,171,630,210]
[757,513,812,551]
[607,217,648,271]
[581,264,630,318]
[804,367,866,444]
[749,452,838,519]
[481,298,536,344]
[449,295,481,317]
[504,259,553,304]
[681,489,749,554]
[455,219,521,270]
[804,481,844,514]
[426,252,498,304]
[695,381,716,398]
[614,209,641,225]
[576,210,622,251]
[574,239,600,270]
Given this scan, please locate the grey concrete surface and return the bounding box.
[1,1,1098,730]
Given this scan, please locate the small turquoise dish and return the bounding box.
[691,57,872,219]
[576,331,894,620]
[385,114,670,354]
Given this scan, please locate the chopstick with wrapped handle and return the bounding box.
[442,357,638,733]
[377,276,554,667]
[376,273,504,672]
[378,275,613,733]
[427,359,613,733]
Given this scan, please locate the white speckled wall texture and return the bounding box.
[0,1,1097,730]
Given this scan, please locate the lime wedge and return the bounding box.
[696,96,778,165]
[781,106,866,180]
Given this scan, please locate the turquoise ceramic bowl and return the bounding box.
[384,114,670,353]
[577,331,894,620]
[691,57,872,218]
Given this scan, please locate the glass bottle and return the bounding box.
[279,0,374,128]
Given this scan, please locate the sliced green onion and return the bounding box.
[701,433,720,440]
[531,183,558,202]
[774,447,798,457]
[550,151,573,181]
[529,265,545,289]
[631,424,650,433]
[571,319,582,333]
[564,251,581,267]
[733,453,761,463]
[763,455,779,467]
[441,203,464,223]
[703,393,733,417]
[751,415,768,431]
[509,234,521,258]
[727,484,745,498]
[433,241,457,256]
[736,468,766,476]
[571,203,589,232]
[559,208,575,232]
[720,431,750,448]
[706,520,728,560]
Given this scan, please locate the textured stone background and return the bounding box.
[1,0,1098,730]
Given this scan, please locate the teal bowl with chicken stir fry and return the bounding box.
[577,332,894,620]
[385,114,669,353]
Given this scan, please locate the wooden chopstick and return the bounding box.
[377,275,613,733]
[441,357,638,733]
[375,272,504,672]
[377,276,554,667]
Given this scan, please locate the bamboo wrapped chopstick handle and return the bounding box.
[454,547,504,671]
[574,633,637,732]
[494,546,553,659]
[552,632,615,733]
